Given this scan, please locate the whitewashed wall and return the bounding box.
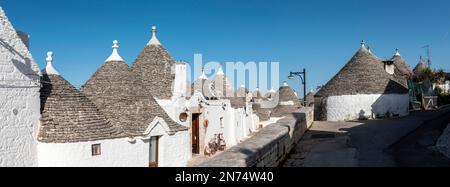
[203,101,227,145]
[0,7,41,167]
[159,130,190,167]
[435,81,450,94]
[224,103,237,146]
[37,131,190,167]
[173,63,187,98]
[326,94,409,122]
[185,94,261,149]
[37,138,148,167]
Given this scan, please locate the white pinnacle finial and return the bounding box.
[46,51,53,62]
[283,81,289,87]
[269,87,276,93]
[360,40,366,50]
[43,51,60,75]
[240,84,245,88]
[199,67,208,80]
[148,26,161,46]
[394,48,401,56]
[419,55,424,63]
[217,66,224,75]
[255,87,260,91]
[105,40,124,62]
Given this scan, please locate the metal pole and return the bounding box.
[303,68,307,106]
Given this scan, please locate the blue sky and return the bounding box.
[2,0,450,96]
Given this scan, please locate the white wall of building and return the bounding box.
[37,130,190,167]
[37,138,148,167]
[173,63,187,98]
[159,130,190,167]
[202,101,227,144]
[0,7,41,167]
[435,81,450,94]
[325,94,409,122]
[0,88,40,167]
[184,93,262,150]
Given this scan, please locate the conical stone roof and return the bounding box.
[316,42,408,97]
[271,84,301,117]
[212,72,234,98]
[82,42,186,136]
[132,27,175,100]
[414,56,427,74]
[40,73,124,143]
[391,50,413,77]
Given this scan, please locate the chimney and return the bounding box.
[17,31,30,49]
[383,60,395,75]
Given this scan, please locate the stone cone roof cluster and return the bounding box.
[39,28,188,143]
[81,58,186,137]
[39,73,125,143]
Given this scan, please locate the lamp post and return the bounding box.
[288,68,307,106]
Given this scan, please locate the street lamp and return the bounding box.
[288,68,307,106]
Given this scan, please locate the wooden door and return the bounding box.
[192,114,200,154]
[149,136,159,167]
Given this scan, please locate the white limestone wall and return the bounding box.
[435,81,450,94]
[0,7,41,167]
[203,103,227,145]
[234,109,246,144]
[156,99,176,120]
[158,130,190,167]
[37,132,190,167]
[37,138,149,167]
[0,88,40,167]
[198,100,259,148]
[246,108,259,134]
[173,63,187,98]
[224,104,237,146]
[185,93,261,150]
[158,98,191,127]
[325,94,409,122]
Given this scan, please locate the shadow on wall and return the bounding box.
[39,74,53,113]
[358,110,366,120]
[0,39,40,80]
[314,97,326,121]
[371,80,409,118]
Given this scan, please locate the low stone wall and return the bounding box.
[196,107,314,167]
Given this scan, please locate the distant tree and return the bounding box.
[413,68,446,84]
[432,69,446,84]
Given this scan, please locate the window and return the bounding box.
[92,144,101,156]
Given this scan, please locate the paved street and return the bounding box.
[283,107,450,167]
